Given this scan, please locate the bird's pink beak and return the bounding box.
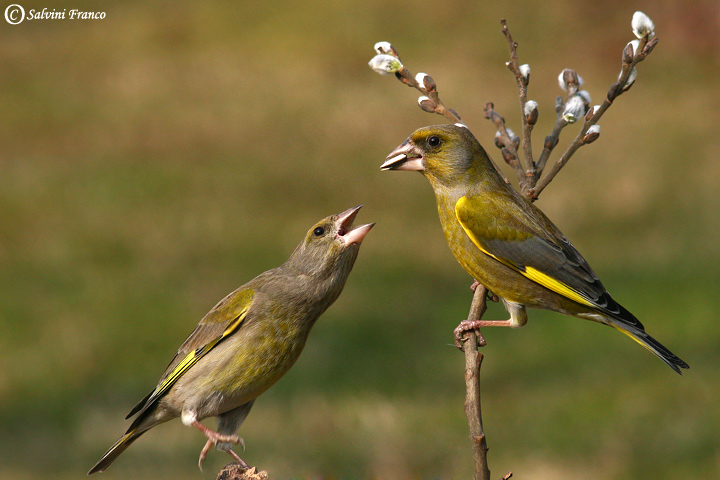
[381,140,425,171]
[336,205,374,245]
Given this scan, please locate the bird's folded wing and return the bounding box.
[126,288,255,419]
[455,194,620,313]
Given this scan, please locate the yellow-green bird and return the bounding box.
[88,206,374,474]
[382,124,688,374]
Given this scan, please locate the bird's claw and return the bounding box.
[194,423,248,471]
[454,320,487,349]
[225,447,250,469]
[469,281,498,303]
[198,439,213,471]
[198,441,249,471]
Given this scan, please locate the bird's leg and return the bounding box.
[191,420,248,470]
[198,439,213,471]
[219,444,249,468]
[454,300,527,348]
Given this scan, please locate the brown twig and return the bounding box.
[533,108,567,178]
[461,285,492,480]
[371,42,463,124]
[487,20,658,201]
[395,67,463,124]
[484,103,522,184]
[501,19,536,187]
[528,33,657,200]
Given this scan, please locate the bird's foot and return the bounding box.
[469,281,499,302]
[198,439,213,471]
[453,318,519,348]
[454,320,487,349]
[223,446,250,469]
[192,421,248,471]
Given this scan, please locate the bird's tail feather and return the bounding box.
[610,321,689,374]
[87,426,147,475]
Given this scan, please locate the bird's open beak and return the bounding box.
[336,205,374,245]
[381,140,425,171]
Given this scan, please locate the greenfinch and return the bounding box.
[382,124,688,374]
[88,206,374,474]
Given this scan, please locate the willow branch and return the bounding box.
[501,19,535,181]
[483,21,659,201]
[369,42,462,124]
[369,42,510,185]
[393,66,463,123]
[530,34,657,199]
[484,103,522,183]
[534,110,568,176]
[460,285,491,480]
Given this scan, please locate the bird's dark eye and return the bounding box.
[428,135,441,147]
[313,227,325,237]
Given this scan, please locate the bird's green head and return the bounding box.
[381,124,493,189]
[285,206,374,281]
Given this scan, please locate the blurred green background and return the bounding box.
[1,0,718,478]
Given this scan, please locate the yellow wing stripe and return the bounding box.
[145,302,252,406]
[455,196,594,308]
[523,266,594,307]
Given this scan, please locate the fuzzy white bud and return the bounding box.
[417,96,437,113]
[524,100,538,125]
[519,64,531,80]
[619,67,638,91]
[583,124,601,144]
[577,90,591,104]
[558,71,567,91]
[493,130,503,148]
[627,67,638,85]
[632,11,655,39]
[524,100,538,117]
[626,67,638,90]
[415,72,437,92]
[628,39,640,56]
[494,129,519,148]
[623,40,641,65]
[558,69,584,91]
[368,54,403,75]
[562,95,586,123]
[454,122,468,129]
[374,41,393,55]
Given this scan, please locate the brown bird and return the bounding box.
[89,206,374,474]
